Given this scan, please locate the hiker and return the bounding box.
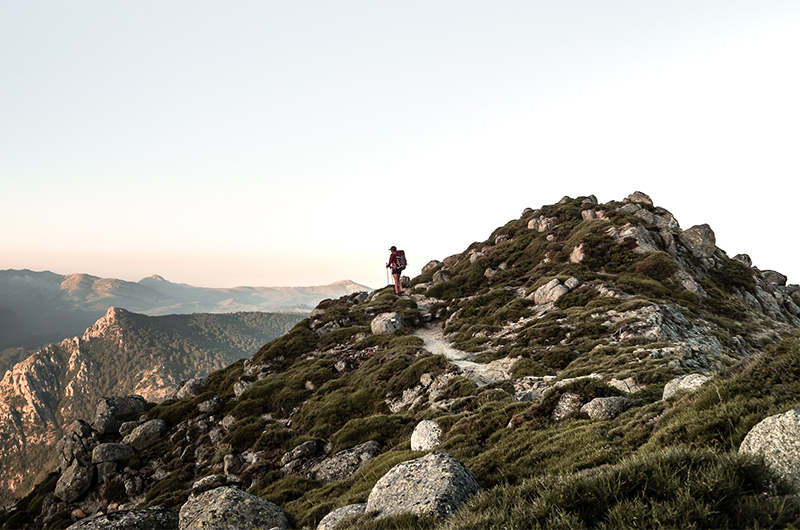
[387,246,406,294]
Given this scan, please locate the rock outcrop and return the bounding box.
[66,506,179,529]
[410,420,442,451]
[365,452,480,520]
[370,312,404,334]
[179,487,291,530]
[663,374,711,400]
[739,408,800,490]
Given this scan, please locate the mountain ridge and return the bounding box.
[3,192,800,529]
[0,271,371,352]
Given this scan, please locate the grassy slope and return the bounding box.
[5,196,800,530]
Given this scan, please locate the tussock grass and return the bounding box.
[443,447,800,530]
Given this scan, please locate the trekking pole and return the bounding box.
[386,265,390,286]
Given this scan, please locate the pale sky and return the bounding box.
[2,1,799,289]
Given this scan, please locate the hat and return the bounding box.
[390,246,397,251]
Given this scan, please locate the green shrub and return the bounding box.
[329,415,416,453]
[632,251,678,281]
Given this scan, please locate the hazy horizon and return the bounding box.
[3,2,799,289]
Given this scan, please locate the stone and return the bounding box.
[179,486,291,530]
[371,312,404,334]
[175,378,208,400]
[93,396,147,436]
[606,223,660,254]
[366,451,480,520]
[55,459,95,503]
[762,270,788,287]
[96,461,117,484]
[312,441,381,484]
[92,443,135,464]
[552,393,583,422]
[233,381,254,397]
[739,408,800,490]
[625,191,654,205]
[679,224,717,259]
[662,374,711,400]
[118,421,141,437]
[432,270,452,284]
[581,397,633,420]
[317,504,366,530]
[197,396,222,414]
[122,419,167,451]
[564,277,580,290]
[65,506,179,529]
[533,279,569,305]
[57,422,100,472]
[95,396,147,420]
[607,377,645,394]
[421,260,442,274]
[410,420,442,451]
[281,439,325,466]
[570,244,586,263]
[734,254,753,267]
[528,216,558,232]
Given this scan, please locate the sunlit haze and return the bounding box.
[2,1,799,289]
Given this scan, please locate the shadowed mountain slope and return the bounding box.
[0,309,305,505]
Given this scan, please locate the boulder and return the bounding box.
[371,312,404,334]
[93,396,146,435]
[606,223,660,253]
[421,260,442,274]
[281,439,325,467]
[56,421,100,472]
[532,279,569,305]
[432,270,452,284]
[552,393,583,423]
[175,377,208,400]
[122,419,167,451]
[607,377,645,394]
[366,451,480,520]
[739,408,800,490]
[317,504,366,530]
[312,441,381,484]
[625,191,654,205]
[679,224,717,259]
[662,374,711,400]
[528,216,558,232]
[410,420,442,451]
[762,270,788,287]
[92,443,135,464]
[95,396,147,420]
[55,459,95,503]
[65,506,179,529]
[179,486,291,530]
[580,397,633,420]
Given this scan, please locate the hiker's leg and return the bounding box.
[393,273,402,293]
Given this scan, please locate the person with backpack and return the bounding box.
[387,246,407,294]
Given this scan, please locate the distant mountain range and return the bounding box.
[0,270,371,351]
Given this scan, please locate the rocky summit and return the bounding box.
[3,192,800,530]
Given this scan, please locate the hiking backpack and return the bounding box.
[393,250,407,270]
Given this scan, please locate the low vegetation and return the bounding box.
[4,195,800,530]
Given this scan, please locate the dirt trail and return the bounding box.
[413,324,516,387]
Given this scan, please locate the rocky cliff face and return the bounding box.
[4,192,800,530]
[0,309,304,504]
